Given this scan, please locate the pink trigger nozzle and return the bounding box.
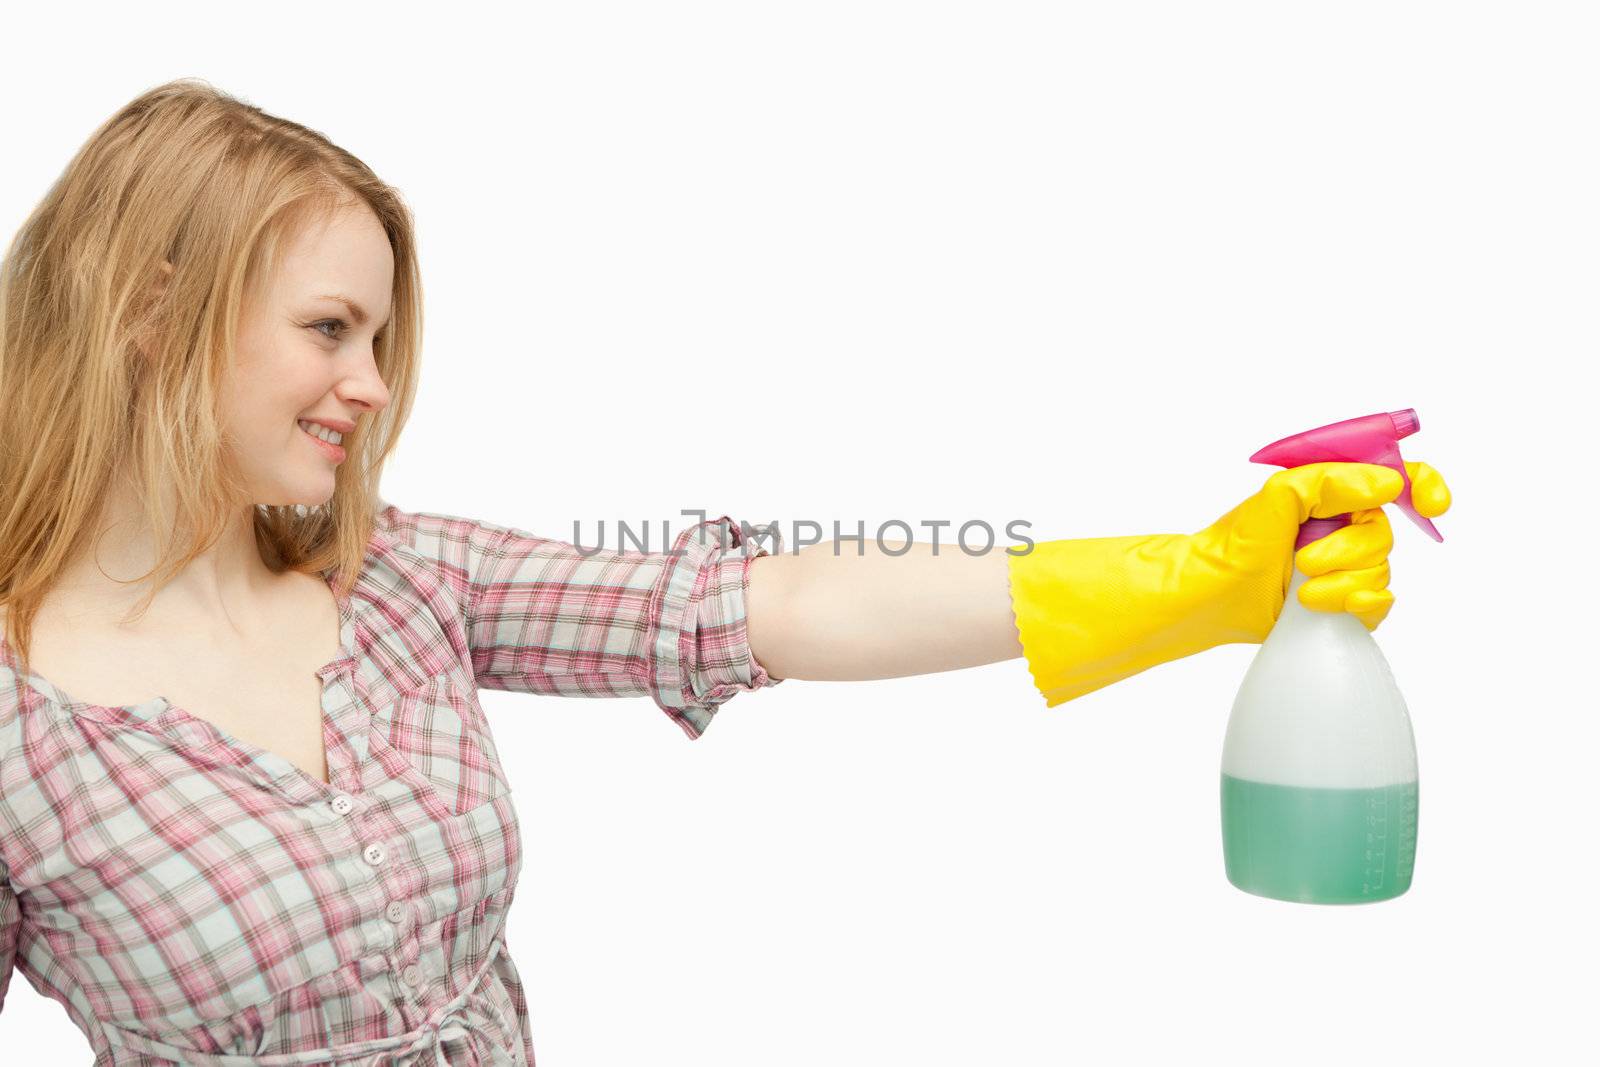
[1250,407,1443,544]
[1389,409,1420,439]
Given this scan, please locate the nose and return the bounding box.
[336,355,392,418]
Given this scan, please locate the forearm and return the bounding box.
[744,536,1024,681]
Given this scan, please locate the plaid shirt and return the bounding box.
[0,503,783,1065]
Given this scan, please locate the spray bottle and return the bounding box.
[1220,408,1443,904]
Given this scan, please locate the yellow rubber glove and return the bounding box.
[1008,460,1452,707]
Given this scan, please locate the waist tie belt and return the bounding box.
[99,936,517,1066]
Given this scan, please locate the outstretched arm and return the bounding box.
[743,460,1453,703]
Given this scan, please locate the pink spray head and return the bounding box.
[1250,408,1443,549]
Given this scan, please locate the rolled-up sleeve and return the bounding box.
[373,504,785,739]
[649,516,787,738]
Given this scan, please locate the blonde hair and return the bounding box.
[0,78,423,677]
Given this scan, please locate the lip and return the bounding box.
[299,422,347,463]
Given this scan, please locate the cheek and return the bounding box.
[225,370,324,446]
[237,343,328,404]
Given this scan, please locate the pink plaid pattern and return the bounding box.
[0,503,783,1064]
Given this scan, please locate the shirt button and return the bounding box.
[362,843,387,866]
[330,794,356,816]
[401,963,423,987]
[385,901,409,923]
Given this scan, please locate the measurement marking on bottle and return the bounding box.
[1364,792,1389,894]
[1396,783,1419,882]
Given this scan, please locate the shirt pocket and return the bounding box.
[377,668,511,815]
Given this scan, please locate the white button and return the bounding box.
[330,795,355,816]
[362,843,387,866]
[401,963,423,987]
[385,901,408,923]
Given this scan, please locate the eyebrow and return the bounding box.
[315,293,391,329]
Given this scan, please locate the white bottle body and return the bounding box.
[1220,566,1420,903]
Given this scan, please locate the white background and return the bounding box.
[3,2,1596,1063]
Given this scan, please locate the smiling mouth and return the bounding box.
[297,419,345,445]
[298,420,347,460]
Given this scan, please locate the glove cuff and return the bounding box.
[1007,533,1222,706]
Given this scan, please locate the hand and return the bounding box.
[1200,460,1453,636]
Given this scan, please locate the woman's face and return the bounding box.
[221,201,394,506]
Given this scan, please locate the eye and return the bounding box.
[310,318,384,346]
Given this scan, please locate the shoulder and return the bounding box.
[367,500,598,589]
[369,500,517,570]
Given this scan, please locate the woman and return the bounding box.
[0,80,1450,1064]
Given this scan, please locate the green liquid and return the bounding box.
[1221,774,1418,905]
